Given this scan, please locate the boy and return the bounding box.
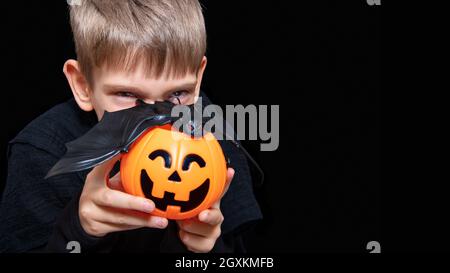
[0,0,261,252]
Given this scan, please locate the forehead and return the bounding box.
[92,61,198,92]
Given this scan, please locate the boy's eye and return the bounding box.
[116,92,136,98]
[172,91,184,97]
[168,90,189,103]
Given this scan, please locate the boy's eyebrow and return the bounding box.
[168,82,197,91]
[103,84,147,97]
[103,82,197,95]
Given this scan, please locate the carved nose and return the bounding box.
[168,171,181,182]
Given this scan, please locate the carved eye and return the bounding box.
[149,150,171,168]
[182,154,206,171]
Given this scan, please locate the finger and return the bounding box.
[94,188,155,213]
[179,230,216,253]
[107,172,125,192]
[211,168,235,209]
[95,205,168,229]
[86,220,146,237]
[198,208,224,226]
[177,219,220,238]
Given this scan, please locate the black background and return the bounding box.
[1,0,380,252]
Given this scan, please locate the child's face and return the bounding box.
[64,57,206,121]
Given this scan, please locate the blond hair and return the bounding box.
[69,0,207,84]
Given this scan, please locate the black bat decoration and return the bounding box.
[45,98,264,185]
[45,100,177,178]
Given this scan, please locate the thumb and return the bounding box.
[211,168,235,209]
[222,168,235,198]
[89,155,121,187]
[107,171,125,192]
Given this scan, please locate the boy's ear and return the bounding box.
[63,60,94,112]
[195,56,208,93]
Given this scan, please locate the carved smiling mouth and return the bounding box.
[140,169,210,212]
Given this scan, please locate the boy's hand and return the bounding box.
[79,156,168,237]
[176,168,235,253]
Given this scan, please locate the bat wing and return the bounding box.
[45,100,175,178]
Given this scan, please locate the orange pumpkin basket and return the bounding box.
[120,124,227,220]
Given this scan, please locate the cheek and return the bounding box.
[108,99,136,112]
[88,93,106,120]
[185,92,199,105]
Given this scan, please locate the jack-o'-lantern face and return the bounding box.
[120,124,227,220]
